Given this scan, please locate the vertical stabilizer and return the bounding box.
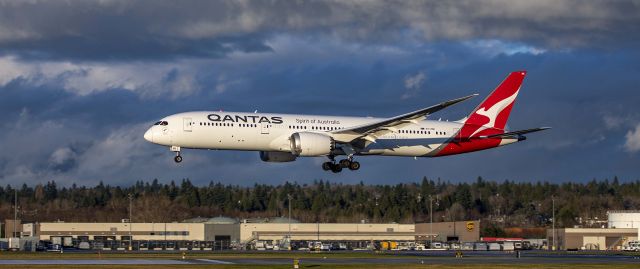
[461,71,526,138]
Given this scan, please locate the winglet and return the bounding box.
[425,94,478,118]
[442,94,478,107]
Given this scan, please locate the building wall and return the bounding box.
[37,222,206,241]
[415,221,480,242]
[239,223,415,242]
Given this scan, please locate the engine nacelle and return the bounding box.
[259,151,297,162]
[290,132,334,156]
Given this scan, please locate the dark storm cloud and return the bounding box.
[1,0,639,60]
[0,1,639,186]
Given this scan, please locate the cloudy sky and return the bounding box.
[1,0,639,186]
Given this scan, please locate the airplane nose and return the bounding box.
[143,128,154,143]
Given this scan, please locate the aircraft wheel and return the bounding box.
[331,164,343,173]
[322,162,333,171]
[348,161,360,171]
[174,155,183,163]
[339,159,351,168]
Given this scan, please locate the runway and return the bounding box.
[0,252,639,265]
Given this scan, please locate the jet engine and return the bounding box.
[290,132,335,156]
[259,151,297,162]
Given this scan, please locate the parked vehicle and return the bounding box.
[47,244,62,252]
[381,241,398,250]
[78,242,90,250]
[254,241,266,251]
[62,237,74,248]
[398,242,415,251]
[514,241,523,250]
[623,241,640,251]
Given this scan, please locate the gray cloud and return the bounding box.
[625,124,640,152]
[402,70,426,100]
[0,1,639,60]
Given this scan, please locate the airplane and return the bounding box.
[144,71,549,173]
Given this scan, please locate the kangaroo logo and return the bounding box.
[469,88,520,137]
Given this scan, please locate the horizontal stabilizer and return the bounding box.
[479,127,551,139]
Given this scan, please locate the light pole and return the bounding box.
[429,195,433,246]
[13,189,17,238]
[128,193,133,251]
[552,195,556,251]
[287,194,292,250]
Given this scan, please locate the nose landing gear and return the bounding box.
[171,146,182,163]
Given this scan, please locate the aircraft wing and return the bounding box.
[331,94,478,143]
[479,127,551,139]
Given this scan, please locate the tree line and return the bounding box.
[0,177,638,236]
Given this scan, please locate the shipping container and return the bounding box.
[461,242,474,251]
[502,242,515,251]
[474,242,487,251]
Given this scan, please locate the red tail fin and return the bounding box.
[461,71,526,138]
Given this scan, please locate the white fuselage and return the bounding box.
[143,111,518,158]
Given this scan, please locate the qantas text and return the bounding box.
[207,114,283,124]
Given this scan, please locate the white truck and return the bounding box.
[8,238,20,251]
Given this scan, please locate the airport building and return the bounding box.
[8,217,480,250]
[547,210,640,250]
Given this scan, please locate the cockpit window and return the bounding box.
[153,121,161,125]
[153,121,169,126]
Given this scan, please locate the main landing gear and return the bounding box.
[322,157,360,173]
